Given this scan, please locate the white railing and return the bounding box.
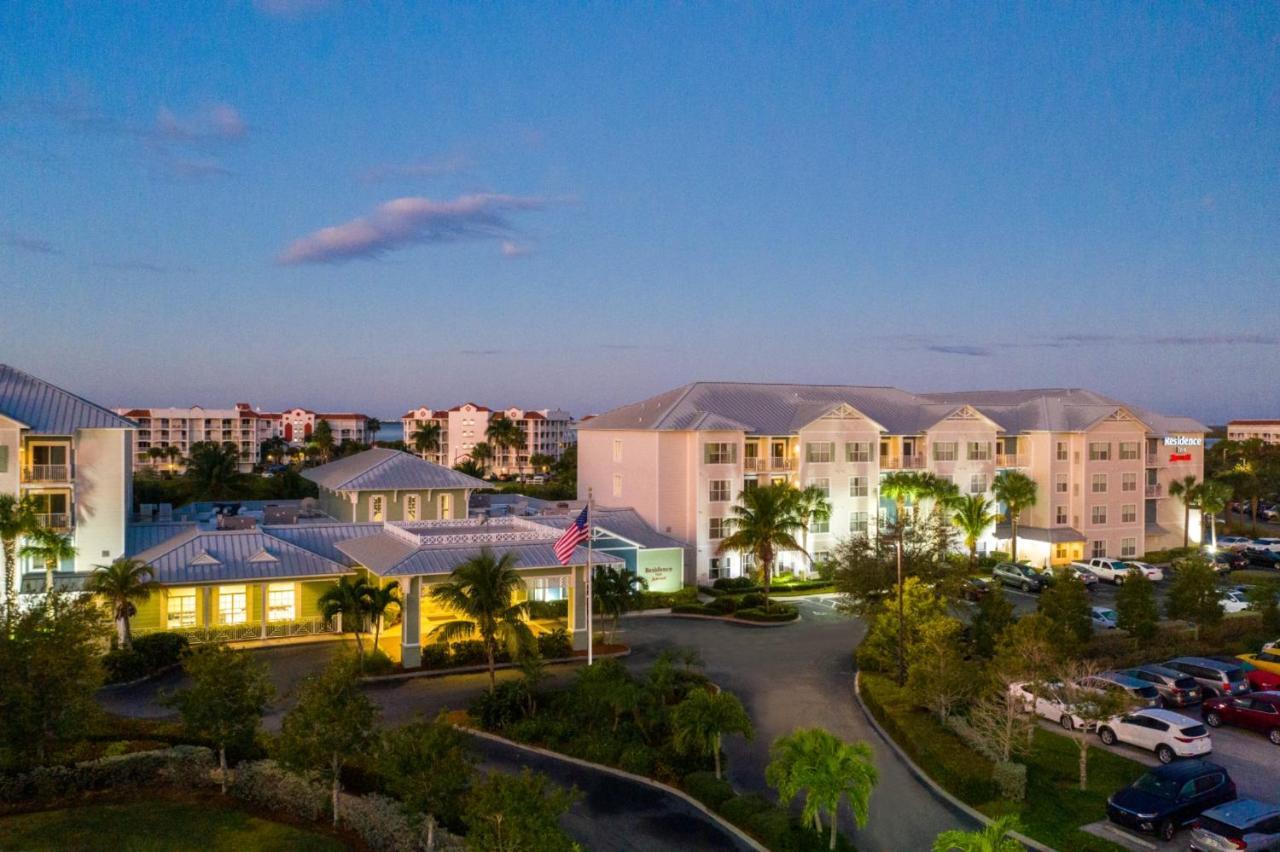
[135,616,336,645]
[34,513,71,530]
[24,465,70,482]
[390,516,561,546]
[996,454,1028,467]
[1146,484,1163,498]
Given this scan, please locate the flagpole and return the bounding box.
[586,487,594,666]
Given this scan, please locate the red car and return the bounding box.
[1209,656,1280,691]
[1202,691,1280,745]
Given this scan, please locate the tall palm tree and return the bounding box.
[365,417,381,445]
[592,566,648,642]
[486,417,525,474]
[932,815,1023,852]
[717,482,805,610]
[186,441,240,499]
[429,550,534,691]
[365,580,401,655]
[0,494,38,620]
[992,470,1038,564]
[878,471,932,685]
[950,495,1000,573]
[1196,478,1234,551]
[410,422,442,461]
[767,728,879,850]
[453,459,486,479]
[309,419,335,464]
[795,484,833,575]
[20,527,77,597]
[1167,474,1200,551]
[318,575,375,663]
[671,688,754,780]
[468,441,494,476]
[86,557,159,649]
[146,446,165,464]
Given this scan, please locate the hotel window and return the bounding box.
[1091,506,1107,526]
[812,515,829,534]
[613,439,623,462]
[849,476,868,497]
[1121,472,1137,492]
[849,511,869,535]
[1056,505,1068,524]
[705,443,736,464]
[218,585,248,625]
[530,576,569,602]
[268,583,296,622]
[166,589,197,629]
[932,442,957,462]
[814,551,830,564]
[709,480,731,502]
[808,477,830,497]
[1091,540,1107,559]
[845,442,872,463]
[1056,441,1068,461]
[438,493,453,519]
[1119,442,1139,460]
[612,474,623,498]
[405,494,418,522]
[969,474,987,494]
[1120,537,1137,558]
[1091,474,1107,494]
[1121,504,1137,524]
[1089,442,1111,461]
[1055,544,1068,560]
[708,518,726,540]
[369,495,384,522]
[1055,474,1068,493]
[805,442,834,463]
[966,442,992,461]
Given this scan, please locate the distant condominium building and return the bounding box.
[400,402,574,474]
[1226,420,1280,445]
[578,382,1206,583]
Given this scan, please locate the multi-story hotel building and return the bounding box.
[401,403,574,474]
[1226,420,1280,446]
[578,382,1206,583]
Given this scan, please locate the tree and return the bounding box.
[592,565,648,643]
[767,728,879,850]
[411,421,443,461]
[454,459,486,479]
[1245,578,1280,635]
[318,576,375,664]
[528,453,555,474]
[877,471,936,685]
[85,557,158,649]
[1114,568,1159,640]
[992,471,1037,564]
[1165,554,1223,638]
[429,549,534,692]
[19,527,76,599]
[186,441,240,498]
[309,419,335,464]
[991,613,1063,688]
[1167,475,1200,550]
[365,580,401,655]
[462,768,580,852]
[907,616,977,723]
[259,435,288,465]
[1036,570,1092,651]
[965,679,1034,765]
[366,418,381,444]
[379,713,476,829]
[717,482,805,610]
[833,509,958,613]
[0,494,37,621]
[950,494,1000,574]
[971,584,1015,658]
[933,815,1023,852]
[1196,478,1233,551]
[469,442,494,475]
[795,484,833,575]
[163,646,274,792]
[277,655,378,827]
[1055,660,1136,790]
[857,576,950,684]
[672,687,754,780]
[486,417,525,474]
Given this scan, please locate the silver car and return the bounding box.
[1191,798,1280,851]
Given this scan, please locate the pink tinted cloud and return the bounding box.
[155,103,247,142]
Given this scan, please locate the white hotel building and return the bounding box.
[401,403,574,475]
[1226,420,1280,446]
[578,382,1206,583]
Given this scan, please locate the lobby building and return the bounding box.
[400,403,574,474]
[577,382,1206,582]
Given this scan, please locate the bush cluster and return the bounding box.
[0,746,214,804]
[102,632,190,684]
[337,790,425,852]
[719,792,854,851]
[411,629,575,671]
[229,759,328,822]
[734,605,799,623]
[705,597,738,615]
[683,771,734,809]
[636,587,699,609]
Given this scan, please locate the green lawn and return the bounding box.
[0,800,346,852]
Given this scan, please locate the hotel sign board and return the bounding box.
[1164,435,1200,463]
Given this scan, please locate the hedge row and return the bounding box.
[103,632,190,684]
[701,578,831,597]
[669,603,799,623]
[636,587,699,609]
[417,629,573,670]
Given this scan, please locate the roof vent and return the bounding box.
[248,549,279,563]
[189,550,221,566]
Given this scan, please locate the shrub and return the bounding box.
[339,791,419,852]
[537,628,573,659]
[719,792,773,825]
[706,596,738,614]
[469,681,528,730]
[419,642,450,669]
[697,584,722,597]
[672,603,716,615]
[0,746,214,804]
[637,587,698,609]
[618,743,656,776]
[450,640,508,666]
[362,648,395,676]
[683,771,734,809]
[739,592,767,609]
[230,759,328,823]
[993,761,1027,802]
[734,605,798,622]
[102,633,191,684]
[713,576,757,592]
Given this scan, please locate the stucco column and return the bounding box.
[201,587,213,627]
[260,582,269,638]
[401,576,421,667]
[569,562,589,651]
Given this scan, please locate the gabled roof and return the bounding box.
[302,448,487,492]
[530,508,687,550]
[130,529,353,584]
[262,522,380,566]
[0,364,136,434]
[335,534,622,577]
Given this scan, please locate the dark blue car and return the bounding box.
[1108,760,1236,842]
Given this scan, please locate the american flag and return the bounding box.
[553,506,590,565]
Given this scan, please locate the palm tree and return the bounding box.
[1196,478,1233,551]
[880,471,931,531]
[164,445,184,467]
[992,470,1038,564]
[592,566,649,642]
[318,576,375,663]
[1167,474,1200,551]
[410,422,442,461]
[671,688,754,780]
[428,550,534,691]
[767,728,879,850]
[259,435,288,465]
[20,527,76,597]
[186,441,240,499]
[366,417,381,445]
[86,557,159,649]
[365,581,401,655]
[146,446,166,464]
[717,482,805,610]
[309,419,335,464]
[453,459,486,479]
[468,442,494,476]
[795,485,833,576]
[0,494,37,619]
[932,815,1023,852]
[950,495,1000,573]
[486,417,525,475]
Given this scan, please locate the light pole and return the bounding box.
[896,537,905,686]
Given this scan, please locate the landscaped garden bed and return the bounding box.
[671,597,800,624]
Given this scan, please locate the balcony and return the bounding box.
[1145,484,1163,497]
[996,454,1028,467]
[882,455,926,470]
[35,513,71,530]
[769,457,796,471]
[23,465,70,483]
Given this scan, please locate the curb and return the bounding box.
[457,726,767,852]
[659,613,798,628]
[359,648,631,683]
[97,662,183,691]
[852,671,1057,852]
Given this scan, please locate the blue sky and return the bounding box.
[1,2,1277,422]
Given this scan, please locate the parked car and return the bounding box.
[1251,538,1280,553]
[1216,536,1254,552]
[1245,548,1280,568]
[1009,681,1096,731]
[1237,649,1280,678]
[1120,665,1204,708]
[1079,672,1162,708]
[1091,607,1119,630]
[1163,657,1252,699]
[1190,798,1280,852]
[1107,760,1236,842]
[992,562,1045,593]
[1209,656,1280,692]
[1123,561,1166,582]
[1220,590,1250,614]
[960,577,991,602]
[1202,692,1280,745]
[1260,507,1280,522]
[1211,550,1250,573]
[1097,708,1212,764]
[1073,557,1130,583]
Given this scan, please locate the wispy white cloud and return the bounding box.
[0,231,61,256]
[360,155,469,183]
[500,240,532,258]
[279,193,563,265]
[154,103,246,142]
[911,333,1280,357]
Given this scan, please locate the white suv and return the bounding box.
[1010,681,1095,731]
[1097,708,1212,764]
[1250,538,1280,553]
[1215,536,1253,552]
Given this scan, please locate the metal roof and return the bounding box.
[994,524,1086,544]
[126,522,200,555]
[130,528,353,585]
[335,533,622,577]
[0,364,137,434]
[261,522,380,566]
[303,448,488,492]
[530,508,687,550]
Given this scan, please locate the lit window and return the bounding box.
[932,442,957,462]
[405,494,418,521]
[1122,504,1137,524]
[1120,538,1137,557]
[438,493,452,518]
[805,442,834,463]
[845,442,872,463]
[268,583,296,622]
[530,576,569,602]
[167,589,197,629]
[1091,506,1107,526]
[1089,442,1111,461]
[1091,474,1107,493]
[218,585,248,625]
[849,476,867,497]
[709,480,731,502]
[613,440,623,463]
[370,495,384,522]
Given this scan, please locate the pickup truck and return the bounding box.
[1072,557,1131,584]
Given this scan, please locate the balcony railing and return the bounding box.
[882,455,926,470]
[135,616,336,645]
[996,454,1028,467]
[770,457,796,471]
[34,513,71,530]
[23,464,70,483]
[744,458,764,472]
[1145,484,1163,498]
